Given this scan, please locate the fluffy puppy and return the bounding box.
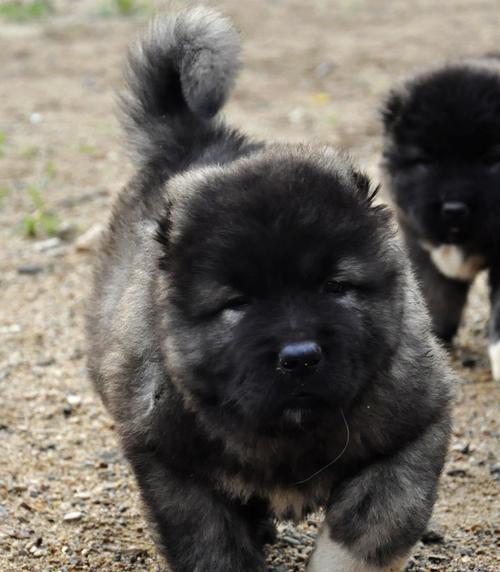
[382,56,500,380]
[87,8,453,572]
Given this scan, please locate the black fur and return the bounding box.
[87,8,453,571]
[382,57,500,379]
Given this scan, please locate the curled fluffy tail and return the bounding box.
[121,7,241,165]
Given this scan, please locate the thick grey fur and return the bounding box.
[87,8,454,572]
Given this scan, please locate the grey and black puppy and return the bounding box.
[382,56,500,381]
[87,8,453,572]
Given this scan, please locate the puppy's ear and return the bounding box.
[381,90,404,131]
[351,170,378,203]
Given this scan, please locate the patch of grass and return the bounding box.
[98,0,150,17]
[114,0,136,15]
[19,145,40,160]
[0,186,10,207]
[22,184,61,238]
[77,142,97,155]
[0,0,53,22]
[45,161,56,179]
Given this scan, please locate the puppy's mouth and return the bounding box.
[286,391,328,411]
[445,226,468,244]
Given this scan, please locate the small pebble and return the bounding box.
[69,347,84,360]
[447,467,469,477]
[55,221,78,241]
[452,442,471,455]
[75,223,104,252]
[67,394,82,406]
[461,356,477,368]
[63,511,83,522]
[74,491,91,500]
[36,357,55,367]
[17,264,43,275]
[0,324,21,335]
[288,108,306,125]
[33,237,62,253]
[30,112,43,124]
[421,523,446,544]
[428,554,449,562]
[314,62,335,79]
[282,535,301,546]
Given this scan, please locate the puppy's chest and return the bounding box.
[422,243,485,281]
[218,460,333,521]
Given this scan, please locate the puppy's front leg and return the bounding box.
[129,450,267,572]
[488,266,500,381]
[405,235,470,343]
[308,418,449,572]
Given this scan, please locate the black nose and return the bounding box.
[441,201,469,221]
[278,342,322,374]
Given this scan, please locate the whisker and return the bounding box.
[291,408,350,486]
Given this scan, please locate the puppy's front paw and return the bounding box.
[307,528,407,572]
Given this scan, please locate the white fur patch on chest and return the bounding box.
[488,341,500,382]
[422,243,484,282]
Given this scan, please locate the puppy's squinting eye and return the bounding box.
[220,296,251,312]
[323,280,350,295]
[407,157,432,171]
[481,153,500,168]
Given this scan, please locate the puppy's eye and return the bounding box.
[323,280,349,295]
[221,296,251,312]
[408,157,432,169]
[482,154,500,168]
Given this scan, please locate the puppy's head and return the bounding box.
[158,146,404,431]
[382,60,500,250]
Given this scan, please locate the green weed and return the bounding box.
[98,0,150,17]
[0,0,53,22]
[45,161,56,179]
[22,184,60,238]
[19,145,40,160]
[77,142,97,155]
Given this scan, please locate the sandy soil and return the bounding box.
[0,1,498,570]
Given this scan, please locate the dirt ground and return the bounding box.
[0,0,499,570]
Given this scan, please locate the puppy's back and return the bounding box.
[87,9,244,406]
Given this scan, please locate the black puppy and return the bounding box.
[87,8,453,571]
[382,56,500,381]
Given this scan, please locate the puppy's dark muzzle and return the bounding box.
[441,201,470,241]
[278,341,322,375]
[441,201,469,223]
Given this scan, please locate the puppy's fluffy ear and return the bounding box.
[381,90,404,131]
[351,170,380,204]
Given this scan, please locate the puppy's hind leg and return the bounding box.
[488,266,500,381]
